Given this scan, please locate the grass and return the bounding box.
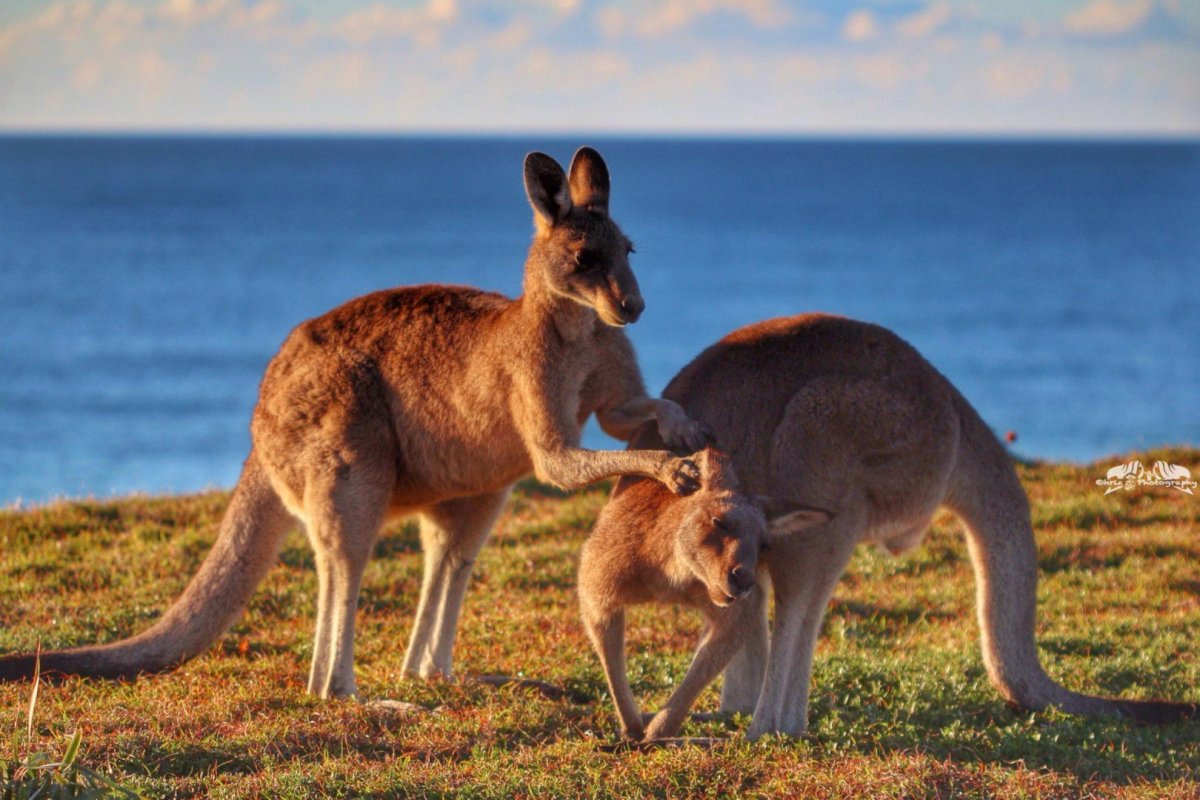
[1,447,1197,798]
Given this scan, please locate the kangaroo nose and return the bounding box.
[729,566,754,597]
[620,294,644,323]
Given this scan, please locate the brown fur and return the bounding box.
[579,447,827,740]
[585,313,1196,740]
[0,147,709,698]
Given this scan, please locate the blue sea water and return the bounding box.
[1,136,1197,505]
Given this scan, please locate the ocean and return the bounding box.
[1,136,1197,505]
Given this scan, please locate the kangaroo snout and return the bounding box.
[619,294,645,324]
[728,566,755,598]
[711,565,756,606]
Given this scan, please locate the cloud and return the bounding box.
[854,53,918,88]
[842,9,879,43]
[985,51,1076,103]
[1063,0,1154,37]
[0,0,1196,134]
[842,3,984,45]
[544,0,580,14]
[896,2,952,39]
[72,58,102,90]
[986,57,1048,100]
[0,3,69,59]
[981,31,1004,54]
[595,0,792,39]
[1059,0,1199,41]
[333,1,460,46]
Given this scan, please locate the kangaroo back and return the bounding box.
[0,452,293,681]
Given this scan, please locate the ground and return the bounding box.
[1,448,1197,798]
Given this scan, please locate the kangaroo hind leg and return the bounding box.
[745,524,859,740]
[402,488,511,679]
[304,464,392,699]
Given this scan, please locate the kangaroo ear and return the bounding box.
[524,152,572,229]
[766,505,833,539]
[567,146,610,213]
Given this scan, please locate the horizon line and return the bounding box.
[2,126,1199,144]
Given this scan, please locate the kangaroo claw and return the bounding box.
[664,457,701,496]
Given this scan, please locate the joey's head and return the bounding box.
[674,449,832,607]
[673,450,768,607]
[522,147,643,326]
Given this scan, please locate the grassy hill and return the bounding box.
[1,448,1197,798]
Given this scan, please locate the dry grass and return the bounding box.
[1,448,1197,798]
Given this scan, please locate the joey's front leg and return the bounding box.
[643,595,762,741]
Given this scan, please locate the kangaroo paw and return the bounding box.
[661,457,701,496]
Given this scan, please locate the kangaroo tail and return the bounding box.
[0,452,293,682]
[945,400,1197,725]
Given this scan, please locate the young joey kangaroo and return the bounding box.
[0,147,708,699]
[578,447,827,741]
[591,314,1196,740]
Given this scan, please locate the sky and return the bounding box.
[0,0,1197,135]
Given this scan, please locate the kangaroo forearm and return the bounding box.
[596,396,659,440]
[532,446,669,490]
[599,396,707,454]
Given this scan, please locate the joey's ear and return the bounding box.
[567,146,610,213]
[766,505,833,538]
[524,152,572,228]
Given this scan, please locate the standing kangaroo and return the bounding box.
[0,147,708,699]
[584,314,1196,740]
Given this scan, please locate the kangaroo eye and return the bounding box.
[574,249,604,273]
[711,516,726,530]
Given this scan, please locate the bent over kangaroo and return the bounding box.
[590,314,1196,739]
[0,147,707,698]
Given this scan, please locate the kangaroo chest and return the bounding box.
[387,340,604,504]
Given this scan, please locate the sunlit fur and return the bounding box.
[578,448,827,741]
[589,314,1197,741]
[0,147,710,698]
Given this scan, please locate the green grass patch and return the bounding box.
[1,451,1197,797]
